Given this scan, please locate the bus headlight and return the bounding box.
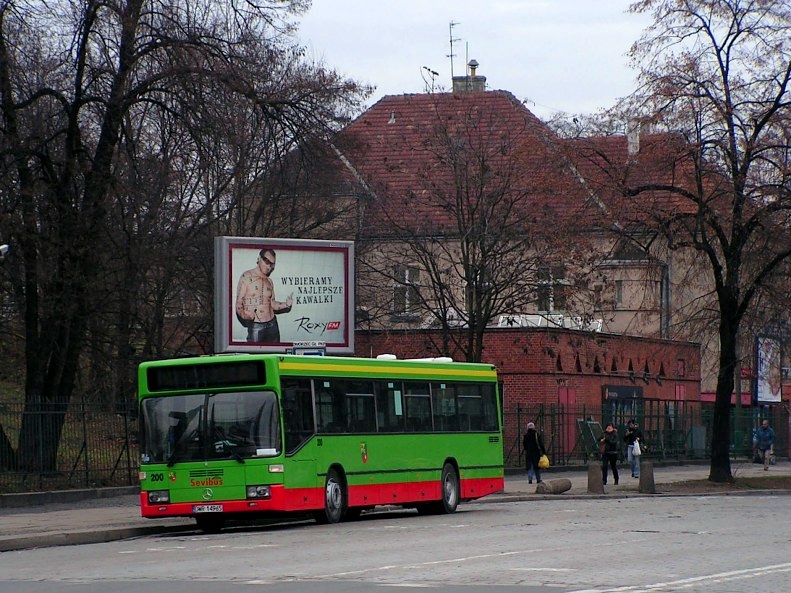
[147,490,170,504]
[246,485,271,499]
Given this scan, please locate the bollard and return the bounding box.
[587,463,605,494]
[638,460,656,494]
[535,478,572,495]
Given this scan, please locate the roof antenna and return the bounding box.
[447,21,460,78]
[422,66,438,93]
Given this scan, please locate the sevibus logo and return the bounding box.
[190,477,223,487]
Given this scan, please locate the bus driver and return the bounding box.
[235,248,293,343]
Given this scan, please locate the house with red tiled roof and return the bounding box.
[332,86,600,350]
[304,64,711,391]
[327,72,706,354]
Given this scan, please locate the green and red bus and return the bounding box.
[138,353,504,532]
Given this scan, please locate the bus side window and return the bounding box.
[375,381,403,432]
[432,382,458,432]
[458,395,482,431]
[340,380,376,433]
[282,378,315,454]
[404,382,432,432]
[480,383,500,431]
[316,382,346,433]
[456,383,499,431]
[346,394,376,432]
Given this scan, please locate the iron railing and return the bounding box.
[0,401,136,494]
[0,399,786,493]
[504,400,788,469]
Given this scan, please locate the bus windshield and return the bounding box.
[140,390,281,465]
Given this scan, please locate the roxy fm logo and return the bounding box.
[294,317,341,335]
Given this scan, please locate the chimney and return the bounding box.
[627,118,641,156]
[452,59,487,94]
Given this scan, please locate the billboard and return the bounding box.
[755,336,782,404]
[214,237,354,354]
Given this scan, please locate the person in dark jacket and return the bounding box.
[623,419,643,478]
[599,422,620,485]
[523,422,547,484]
[754,419,776,470]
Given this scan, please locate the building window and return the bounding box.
[393,264,420,317]
[537,264,568,312]
[615,280,625,308]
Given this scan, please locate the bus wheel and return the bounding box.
[439,463,459,514]
[417,463,459,515]
[195,515,225,533]
[315,468,345,524]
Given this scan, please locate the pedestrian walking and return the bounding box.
[522,422,547,484]
[624,419,643,478]
[599,422,620,485]
[754,419,776,471]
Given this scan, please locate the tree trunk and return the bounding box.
[709,316,737,482]
[17,310,86,472]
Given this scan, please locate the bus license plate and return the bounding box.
[192,504,223,513]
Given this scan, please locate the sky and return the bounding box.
[297,0,651,120]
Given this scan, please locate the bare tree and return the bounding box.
[581,0,791,481]
[0,0,368,472]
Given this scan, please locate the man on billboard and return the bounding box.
[756,337,782,403]
[235,248,293,342]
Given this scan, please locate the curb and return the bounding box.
[0,523,195,553]
[479,488,791,504]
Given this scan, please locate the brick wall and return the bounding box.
[355,327,701,408]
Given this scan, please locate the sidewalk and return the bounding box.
[498,458,791,499]
[1,460,788,552]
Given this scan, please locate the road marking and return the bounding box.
[313,539,643,580]
[568,562,791,592]
[512,568,576,572]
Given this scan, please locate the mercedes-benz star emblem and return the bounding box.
[202,488,213,500]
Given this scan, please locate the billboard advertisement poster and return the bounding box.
[755,336,782,404]
[214,237,354,354]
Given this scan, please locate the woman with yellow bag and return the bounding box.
[522,422,548,484]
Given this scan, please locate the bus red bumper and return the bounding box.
[139,484,320,518]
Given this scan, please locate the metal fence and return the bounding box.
[0,402,137,494]
[0,399,787,493]
[504,400,789,469]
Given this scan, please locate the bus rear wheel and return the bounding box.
[314,468,346,524]
[439,462,460,513]
[417,462,459,515]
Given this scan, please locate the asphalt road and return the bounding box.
[1,493,790,593]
